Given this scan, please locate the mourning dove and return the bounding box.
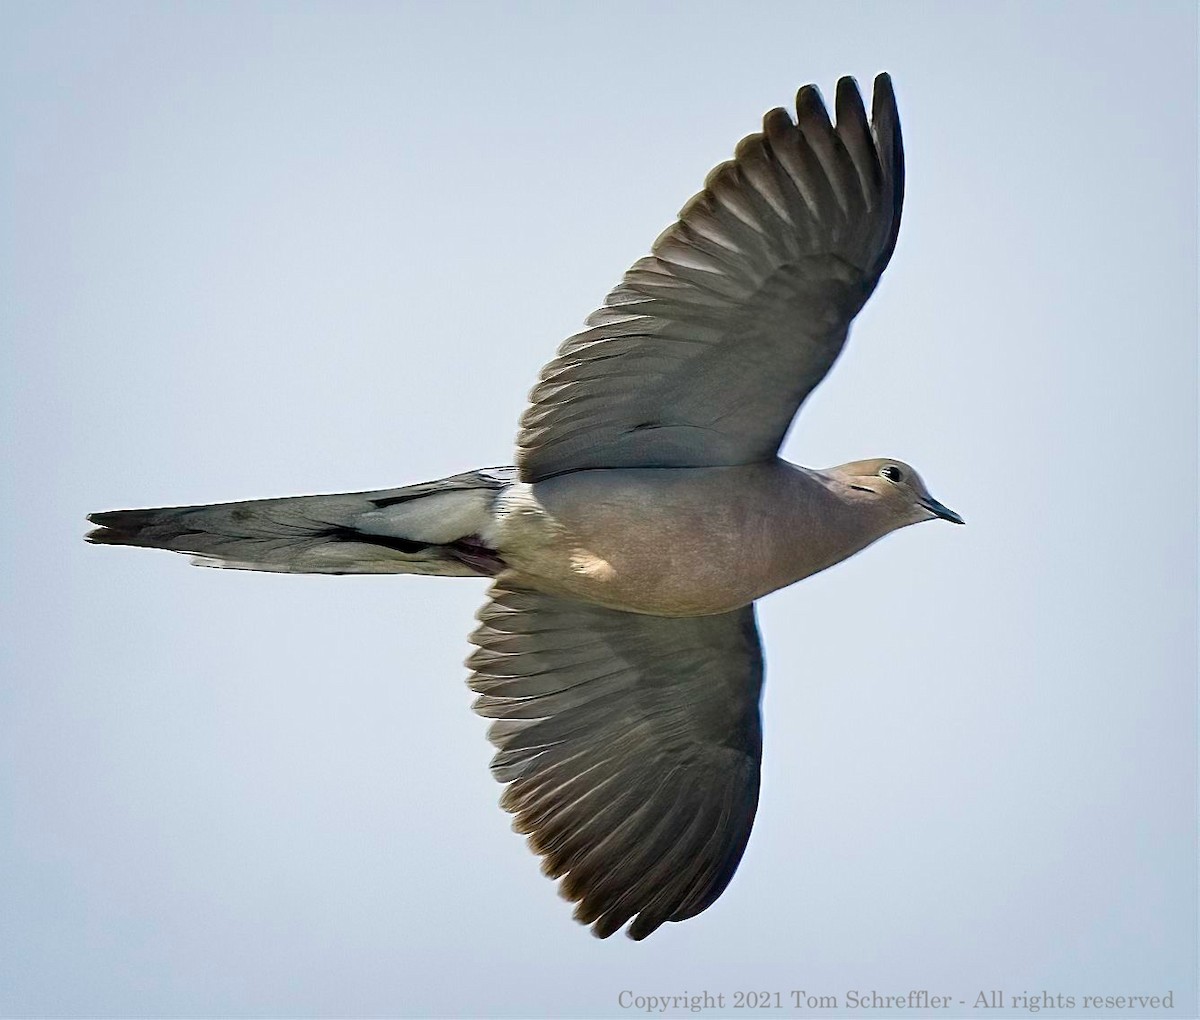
[87,73,962,940]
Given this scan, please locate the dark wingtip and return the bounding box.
[762,105,796,138]
[87,508,155,527]
[835,74,861,97]
[84,508,156,546]
[871,74,901,144]
[868,71,904,272]
[871,73,899,137]
[85,522,126,545]
[795,83,830,125]
[590,918,620,940]
[626,915,660,940]
[85,512,116,544]
[833,77,870,153]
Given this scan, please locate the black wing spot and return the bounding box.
[370,491,428,510]
[321,526,429,555]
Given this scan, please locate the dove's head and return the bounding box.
[828,458,964,529]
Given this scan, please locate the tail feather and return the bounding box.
[86,466,514,577]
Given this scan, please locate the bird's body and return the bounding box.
[87,74,963,940]
[496,463,893,617]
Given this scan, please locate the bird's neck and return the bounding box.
[766,464,898,587]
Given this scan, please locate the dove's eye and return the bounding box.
[880,465,903,483]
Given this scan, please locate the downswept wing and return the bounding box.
[468,583,764,939]
[517,74,903,481]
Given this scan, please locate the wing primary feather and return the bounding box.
[469,584,765,938]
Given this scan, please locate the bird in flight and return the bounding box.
[88,73,962,940]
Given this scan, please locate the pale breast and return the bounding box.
[491,463,838,616]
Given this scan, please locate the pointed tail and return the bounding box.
[86,467,514,576]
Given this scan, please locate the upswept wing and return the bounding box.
[517,74,903,481]
[468,583,764,939]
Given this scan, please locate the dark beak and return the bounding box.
[920,496,965,525]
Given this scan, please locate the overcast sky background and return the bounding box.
[2,3,1196,1018]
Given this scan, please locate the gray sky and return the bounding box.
[2,2,1196,1017]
